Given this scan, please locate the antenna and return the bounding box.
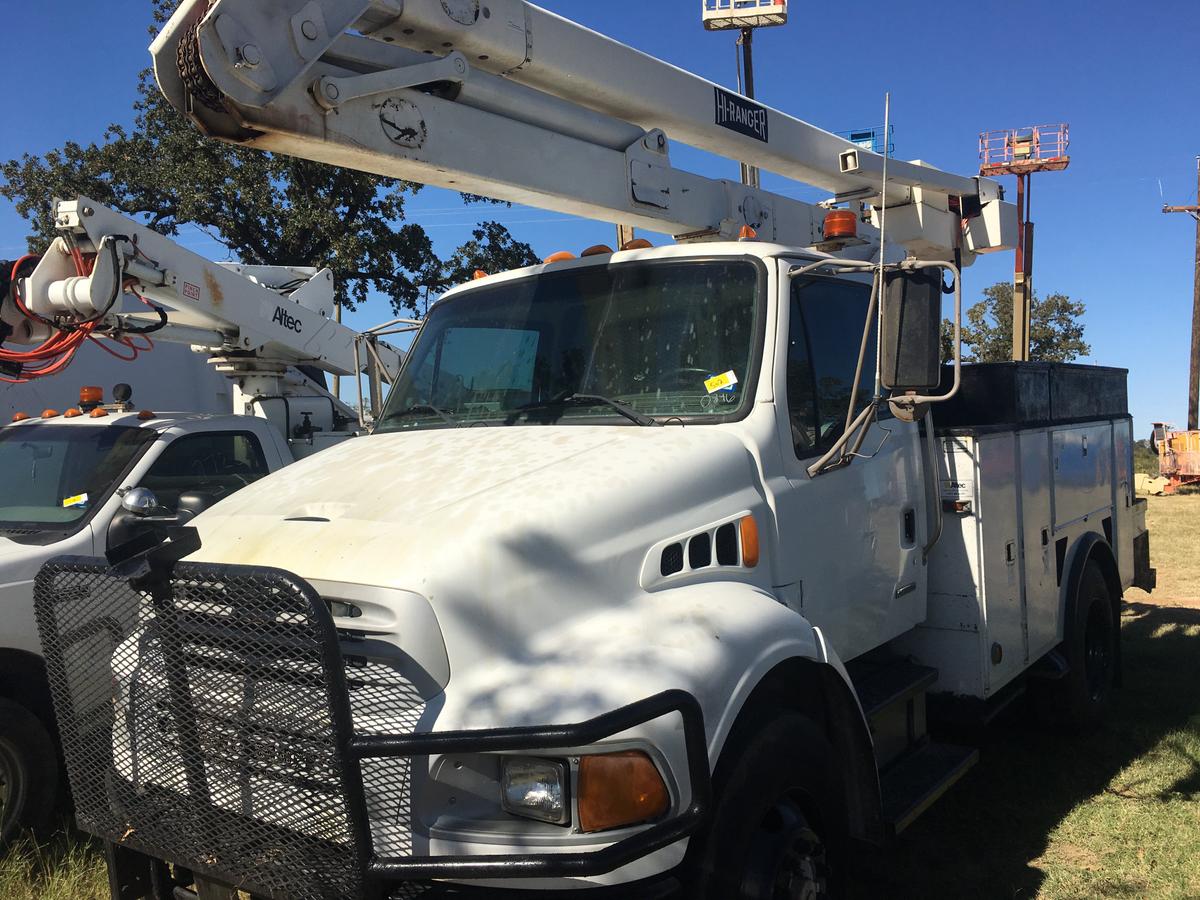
[875,92,890,400]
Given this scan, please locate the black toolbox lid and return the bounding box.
[931,362,1128,431]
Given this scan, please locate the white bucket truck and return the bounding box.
[0,199,401,842]
[32,2,1153,898]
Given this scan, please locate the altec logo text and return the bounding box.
[714,87,769,143]
[272,306,303,333]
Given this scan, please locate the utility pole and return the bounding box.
[1162,156,1200,430]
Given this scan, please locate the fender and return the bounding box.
[0,648,55,736]
[435,580,880,843]
[1060,531,1123,686]
[438,581,821,741]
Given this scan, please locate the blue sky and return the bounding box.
[2,0,1198,435]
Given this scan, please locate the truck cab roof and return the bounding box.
[441,239,875,302]
[2,410,261,434]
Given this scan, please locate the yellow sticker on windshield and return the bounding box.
[704,370,738,394]
[62,493,88,509]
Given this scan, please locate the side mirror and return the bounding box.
[175,490,216,522]
[121,487,164,517]
[881,267,942,393]
[109,487,169,553]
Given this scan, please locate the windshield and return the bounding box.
[376,259,761,430]
[0,425,156,531]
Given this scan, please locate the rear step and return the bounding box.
[880,741,979,835]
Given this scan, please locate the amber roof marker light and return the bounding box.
[823,209,857,240]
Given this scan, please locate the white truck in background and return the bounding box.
[30,2,1155,898]
[0,200,403,843]
[1,341,232,423]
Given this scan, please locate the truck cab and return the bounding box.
[33,241,1152,898]
[0,397,292,841]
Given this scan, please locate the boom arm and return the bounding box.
[151,0,1016,260]
[12,197,403,382]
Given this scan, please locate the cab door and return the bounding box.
[771,270,927,661]
[136,429,275,512]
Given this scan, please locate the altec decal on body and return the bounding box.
[272,306,303,333]
[714,87,769,143]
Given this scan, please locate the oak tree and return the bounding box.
[941,281,1091,363]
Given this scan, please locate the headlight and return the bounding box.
[500,757,569,825]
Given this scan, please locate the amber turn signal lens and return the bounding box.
[137,410,157,421]
[739,515,759,568]
[89,408,109,418]
[11,413,29,422]
[79,385,103,405]
[577,751,669,833]
[738,224,758,240]
[620,238,653,251]
[581,244,613,257]
[472,269,488,280]
[40,409,59,419]
[64,408,83,418]
[543,250,576,263]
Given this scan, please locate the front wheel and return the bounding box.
[0,699,58,848]
[686,713,846,899]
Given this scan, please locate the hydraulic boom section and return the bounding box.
[6,197,402,425]
[13,197,400,376]
[152,0,1016,260]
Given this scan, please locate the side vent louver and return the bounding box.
[654,515,756,583]
[661,542,684,576]
[715,523,738,566]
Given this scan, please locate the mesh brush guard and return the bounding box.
[34,536,372,900]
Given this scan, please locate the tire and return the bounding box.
[1036,560,1117,732]
[0,699,58,847]
[686,713,847,900]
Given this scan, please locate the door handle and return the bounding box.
[903,508,916,546]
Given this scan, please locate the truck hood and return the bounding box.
[0,531,62,566]
[189,425,769,699]
[0,535,30,562]
[191,425,762,576]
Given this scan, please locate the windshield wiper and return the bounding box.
[512,392,658,427]
[387,403,459,426]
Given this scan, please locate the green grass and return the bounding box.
[854,494,1200,899]
[4,498,1199,899]
[0,833,106,900]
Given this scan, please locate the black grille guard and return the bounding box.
[34,532,711,899]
